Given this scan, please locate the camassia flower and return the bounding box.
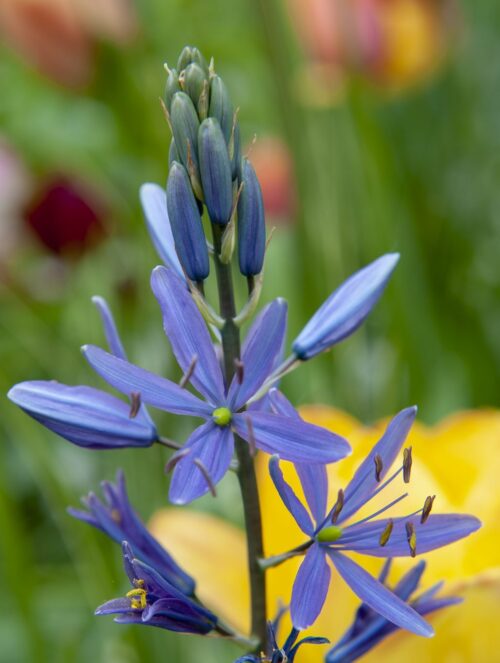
[265,394,480,634]
[95,542,218,635]
[9,265,350,505]
[68,469,195,595]
[326,560,462,662]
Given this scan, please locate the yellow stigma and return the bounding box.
[317,525,343,543]
[213,407,232,426]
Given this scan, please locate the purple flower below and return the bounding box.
[95,541,218,635]
[68,469,194,595]
[234,621,328,662]
[326,560,463,662]
[267,398,480,635]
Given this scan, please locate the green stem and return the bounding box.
[211,224,268,652]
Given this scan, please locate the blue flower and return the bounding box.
[234,622,328,662]
[8,297,157,450]
[266,394,481,635]
[327,560,462,662]
[292,254,400,360]
[84,267,350,504]
[95,542,218,635]
[68,469,195,595]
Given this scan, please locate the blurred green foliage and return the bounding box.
[0,0,498,661]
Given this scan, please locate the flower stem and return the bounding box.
[211,223,268,652]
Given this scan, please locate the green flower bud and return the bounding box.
[209,75,234,144]
[170,92,201,192]
[177,46,209,75]
[169,139,179,167]
[180,63,209,116]
[164,67,181,111]
[198,118,233,224]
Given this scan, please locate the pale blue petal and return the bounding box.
[268,456,314,535]
[83,345,211,418]
[233,411,351,464]
[169,422,234,504]
[291,544,331,629]
[293,254,399,360]
[329,551,433,637]
[339,514,481,557]
[151,266,225,405]
[228,299,288,410]
[339,406,416,523]
[8,381,156,449]
[140,183,184,278]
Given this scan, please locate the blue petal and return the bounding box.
[233,411,351,464]
[292,254,399,360]
[92,296,156,429]
[291,543,331,629]
[329,551,433,637]
[95,597,133,615]
[140,183,185,278]
[338,406,417,524]
[83,345,212,418]
[151,266,225,405]
[339,514,481,557]
[393,561,427,601]
[268,456,314,535]
[8,381,156,449]
[169,422,234,504]
[228,299,288,410]
[269,389,328,525]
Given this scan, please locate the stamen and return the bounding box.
[111,508,121,524]
[179,355,198,389]
[126,586,147,610]
[405,521,417,557]
[194,458,217,497]
[379,519,394,547]
[245,415,257,456]
[343,492,408,530]
[421,495,436,524]
[129,392,141,418]
[403,447,413,483]
[164,448,190,474]
[374,454,383,482]
[331,489,345,523]
[234,358,244,385]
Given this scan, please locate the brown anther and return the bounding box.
[403,447,413,483]
[246,415,257,457]
[234,358,244,385]
[379,519,394,547]
[193,458,217,497]
[374,454,383,482]
[129,392,141,419]
[164,448,190,475]
[179,355,198,389]
[331,489,345,523]
[405,521,417,557]
[421,495,436,524]
[111,508,122,524]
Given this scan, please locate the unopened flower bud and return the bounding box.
[164,67,181,111]
[237,158,266,276]
[166,162,209,281]
[181,62,209,115]
[209,75,233,144]
[170,92,200,174]
[169,139,179,167]
[177,46,209,75]
[198,118,233,224]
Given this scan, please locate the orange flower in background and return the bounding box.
[151,406,500,661]
[0,0,137,87]
[285,0,459,98]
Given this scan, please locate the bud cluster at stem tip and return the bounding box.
[164,46,266,282]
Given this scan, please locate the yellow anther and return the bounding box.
[405,521,417,557]
[111,509,121,524]
[126,587,147,610]
[379,519,394,547]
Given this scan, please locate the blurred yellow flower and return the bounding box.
[150,407,500,661]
